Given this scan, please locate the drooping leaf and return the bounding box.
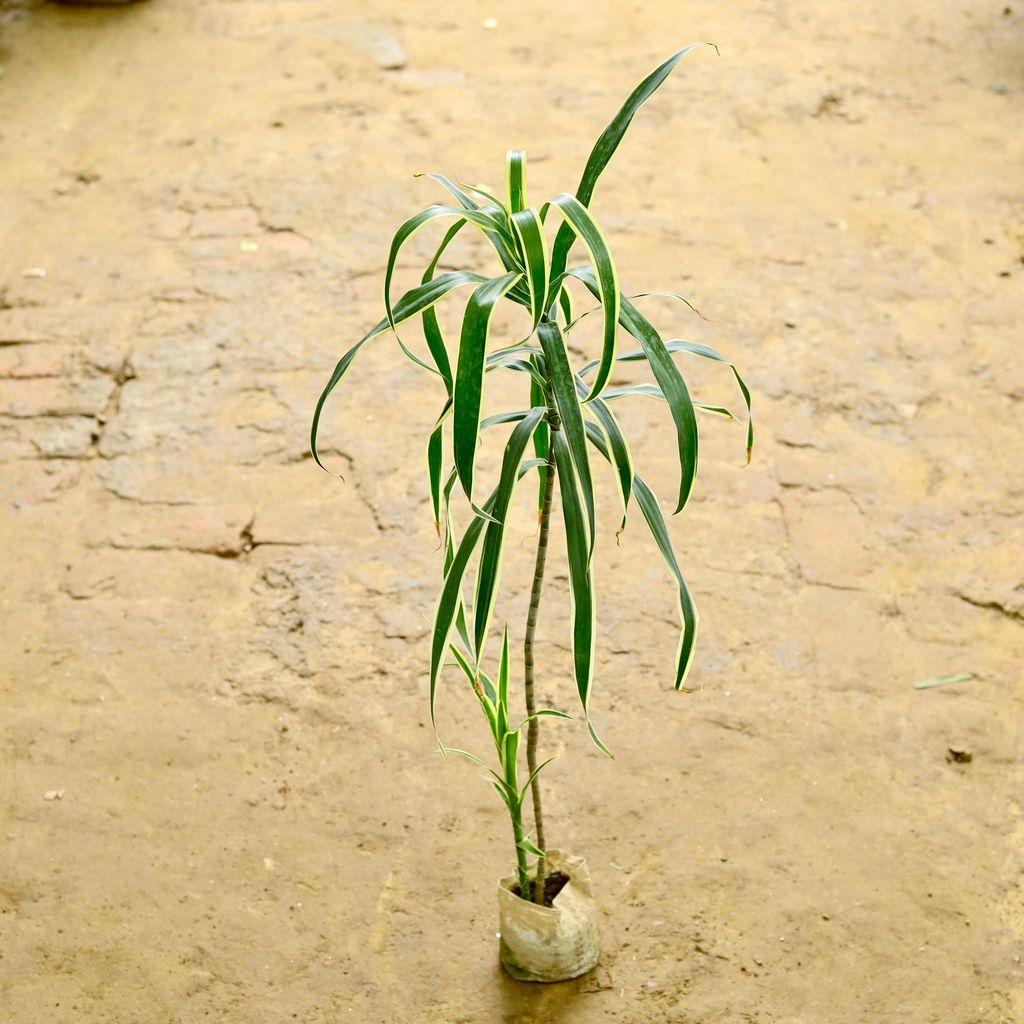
[570,267,698,513]
[510,208,549,329]
[426,398,452,533]
[576,382,633,532]
[311,271,487,471]
[419,220,466,394]
[548,194,619,400]
[600,383,738,419]
[557,284,573,328]
[538,320,595,551]
[549,44,710,283]
[473,408,546,659]
[582,337,754,463]
[385,205,518,341]
[412,175,521,269]
[586,422,699,691]
[430,490,495,729]
[453,271,523,501]
[550,426,596,716]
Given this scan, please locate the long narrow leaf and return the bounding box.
[601,383,737,418]
[453,271,523,501]
[430,494,493,730]
[549,194,619,399]
[577,382,633,532]
[426,398,452,534]
[586,422,699,690]
[385,205,515,336]
[570,267,698,513]
[413,174,521,268]
[549,45,709,283]
[510,208,549,329]
[506,150,527,213]
[419,220,466,393]
[530,368,549,515]
[538,320,595,551]
[550,427,596,716]
[311,271,486,470]
[473,408,546,658]
[668,340,753,462]
[497,626,511,739]
[581,337,753,463]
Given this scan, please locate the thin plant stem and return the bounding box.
[524,388,559,904]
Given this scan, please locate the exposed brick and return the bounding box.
[84,503,254,555]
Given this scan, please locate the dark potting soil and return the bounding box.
[511,872,570,907]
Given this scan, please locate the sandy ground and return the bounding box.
[1,1,1022,1021]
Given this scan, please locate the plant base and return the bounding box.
[497,849,600,982]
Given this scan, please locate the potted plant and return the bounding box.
[311,45,753,982]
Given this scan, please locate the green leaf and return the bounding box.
[453,271,523,501]
[439,744,489,769]
[430,491,495,730]
[480,408,534,429]
[580,385,633,532]
[510,208,549,329]
[550,426,596,716]
[538,320,595,552]
[487,343,545,364]
[587,719,614,759]
[497,625,511,739]
[450,643,500,741]
[413,174,521,269]
[487,357,548,390]
[586,338,753,463]
[518,709,572,732]
[486,776,516,811]
[517,836,545,858]
[385,205,518,343]
[529,368,550,515]
[548,194,619,400]
[478,668,498,705]
[557,285,573,327]
[570,268,698,514]
[419,220,466,394]
[667,340,754,462]
[627,288,703,318]
[549,44,711,283]
[426,398,451,533]
[502,728,521,788]
[586,421,699,690]
[473,408,546,658]
[601,383,737,419]
[311,271,486,471]
[506,150,527,213]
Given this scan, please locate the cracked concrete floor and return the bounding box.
[1,1,1022,1022]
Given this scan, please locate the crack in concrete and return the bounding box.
[90,355,135,457]
[954,591,1023,623]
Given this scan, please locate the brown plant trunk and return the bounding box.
[524,396,559,904]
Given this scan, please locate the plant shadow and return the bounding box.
[496,967,594,1024]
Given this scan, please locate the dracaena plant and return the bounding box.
[311,46,752,904]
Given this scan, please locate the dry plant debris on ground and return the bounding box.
[0,2,1022,1022]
